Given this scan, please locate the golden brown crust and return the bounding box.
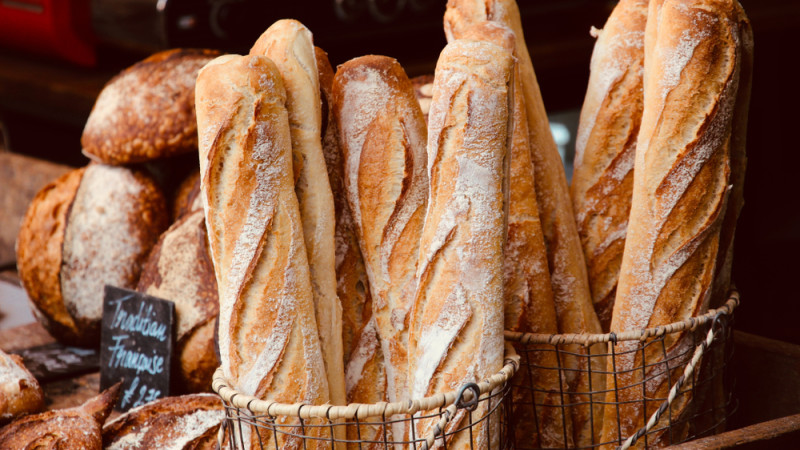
[602,0,747,445]
[332,55,428,425]
[196,53,330,449]
[407,38,513,449]
[136,210,219,393]
[102,394,223,449]
[0,382,120,449]
[0,351,44,425]
[172,171,202,220]
[82,49,220,165]
[316,47,374,365]
[571,0,648,332]
[16,168,86,344]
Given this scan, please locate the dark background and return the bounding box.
[0,0,798,343]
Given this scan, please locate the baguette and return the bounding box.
[444,1,606,445]
[407,38,513,449]
[332,55,429,442]
[600,0,747,446]
[196,54,330,449]
[459,20,573,448]
[250,20,346,409]
[571,0,648,332]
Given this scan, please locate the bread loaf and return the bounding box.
[102,393,224,449]
[601,0,748,446]
[444,2,606,445]
[172,171,202,220]
[82,49,220,165]
[407,38,512,449]
[316,47,373,364]
[196,53,330,449]
[332,55,429,438]
[250,20,346,409]
[458,20,573,448]
[411,74,434,123]
[136,210,219,393]
[571,0,648,332]
[17,164,168,347]
[0,349,44,425]
[0,382,120,449]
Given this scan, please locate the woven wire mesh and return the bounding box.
[508,296,736,449]
[218,376,514,449]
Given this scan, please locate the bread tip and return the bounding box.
[590,26,602,38]
[81,381,123,425]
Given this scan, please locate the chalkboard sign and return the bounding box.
[12,344,98,382]
[100,286,174,412]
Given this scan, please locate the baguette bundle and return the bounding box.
[196,54,330,448]
[571,0,648,332]
[407,38,513,449]
[600,0,750,446]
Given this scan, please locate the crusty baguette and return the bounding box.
[600,0,747,446]
[458,20,573,448]
[316,47,373,364]
[250,20,346,410]
[102,393,223,449]
[407,38,513,449]
[196,54,330,449]
[0,350,44,425]
[0,382,120,449]
[444,2,606,445]
[136,210,219,393]
[571,0,648,332]
[332,55,428,430]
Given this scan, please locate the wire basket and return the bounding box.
[212,350,520,449]
[504,291,739,449]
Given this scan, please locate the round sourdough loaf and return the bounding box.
[81,48,220,165]
[136,210,219,393]
[16,164,168,347]
[0,350,44,425]
[102,393,223,449]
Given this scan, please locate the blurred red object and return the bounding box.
[0,0,95,66]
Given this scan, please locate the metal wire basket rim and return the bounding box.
[505,291,739,347]
[212,350,520,421]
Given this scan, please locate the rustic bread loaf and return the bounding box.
[332,55,429,438]
[444,1,606,445]
[16,164,168,347]
[102,393,224,449]
[136,210,219,393]
[0,382,120,449]
[82,49,220,165]
[250,20,346,409]
[407,38,513,449]
[0,349,44,425]
[601,0,749,446]
[196,53,330,449]
[571,0,648,332]
[172,170,202,220]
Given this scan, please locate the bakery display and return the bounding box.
[81,48,220,165]
[0,349,44,425]
[600,0,751,446]
[0,383,120,449]
[16,164,168,347]
[102,393,223,449]
[196,53,331,448]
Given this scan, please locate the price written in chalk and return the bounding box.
[100,286,175,412]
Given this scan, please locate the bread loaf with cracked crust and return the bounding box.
[0,350,44,425]
[571,0,648,332]
[333,55,429,441]
[136,210,219,393]
[196,53,330,449]
[250,20,346,410]
[444,2,606,445]
[16,164,168,347]
[102,393,224,449]
[600,1,749,446]
[0,382,120,449]
[82,49,220,165]
[407,38,512,450]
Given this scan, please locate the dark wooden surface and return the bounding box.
[669,413,800,449]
